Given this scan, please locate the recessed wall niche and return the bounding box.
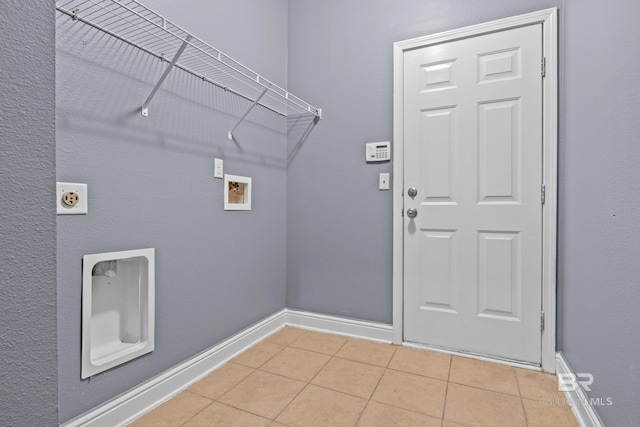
[224,174,252,211]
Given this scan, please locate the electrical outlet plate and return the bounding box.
[57,182,88,215]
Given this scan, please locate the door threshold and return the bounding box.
[403,341,542,372]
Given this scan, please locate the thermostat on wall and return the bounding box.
[366,141,391,162]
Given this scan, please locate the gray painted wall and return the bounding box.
[288,0,640,425]
[559,0,640,425]
[0,1,58,426]
[286,0,560,324]
[56,0,288,421]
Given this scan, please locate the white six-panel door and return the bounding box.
[403,24,543,364]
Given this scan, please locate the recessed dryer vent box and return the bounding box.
[81,248,155,379]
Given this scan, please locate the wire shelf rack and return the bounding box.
[56,0,321,133]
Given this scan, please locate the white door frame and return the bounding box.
[392,8,558,373]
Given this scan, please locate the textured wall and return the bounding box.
[286,0,559,324]
[559,0,640,425]
[0,1,58,426]
[56,0,289,421]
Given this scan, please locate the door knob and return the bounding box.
[406,208,418,218]
[407,187,418,198]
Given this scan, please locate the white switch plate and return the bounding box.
[57,182,88,215]
[379,173,390,190]
[214,158,224,179]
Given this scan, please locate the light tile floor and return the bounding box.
[130,327,579,427]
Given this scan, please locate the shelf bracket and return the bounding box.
[228,87,270,140]
[141,35,192,117]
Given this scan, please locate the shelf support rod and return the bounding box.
[228,86,270,140]
[141,35,192,117]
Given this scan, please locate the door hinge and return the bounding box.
[401,208,404,217]
[541,184,546,205]
[541,311,545,331]
[541,57,546,78]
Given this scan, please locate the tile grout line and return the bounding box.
[267,330,347,424]
[514,367,530,427]
[205,331,306,423]
[299,342,398,369]
[211,391,275,421]
[174,392,215,427]
[352,344,399,426]
[304,333,350,384]
[438,354,453,427]
[385,365,450,382]
[205,365,257,403]
[246,336,291,367]
[445,379,524,399]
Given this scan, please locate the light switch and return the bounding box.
[379,173,390,190]
[214,158,224,178]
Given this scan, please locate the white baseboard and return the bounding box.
[555,352,605,427]
[63,310,288,427]
[284,309,394,343]
[63,309,393,427]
